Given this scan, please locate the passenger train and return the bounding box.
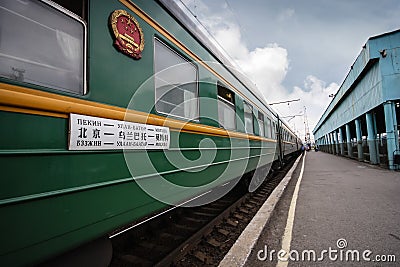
[0,0,300,265]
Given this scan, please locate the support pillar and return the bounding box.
[325,134,329,153]
[384,102,399,170]
[339,127,344,155]
[355,118,363,161]
[332,132,337,154]
[366,112,379,164]
[325,135,329,152]
[374,112,381,164]
[329,133,334,154]
[324,135,328,153]
[321,136,324,152]
[334,131,339,155]
[346,123,353,157]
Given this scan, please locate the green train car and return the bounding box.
[0,0,300,265]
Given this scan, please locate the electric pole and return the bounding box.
[303,106,310,144]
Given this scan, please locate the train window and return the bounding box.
[243,102,254,134]
[154,38,199,120]
[257,112,265,137]
[217,83,236,130]
[272,121,276,139]
[0,0,86,94]
[265,117,272,139]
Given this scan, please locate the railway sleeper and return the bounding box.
[206,238,222,248]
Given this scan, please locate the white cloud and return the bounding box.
[211,22,249,60]
[184,0,340,142]
[201,13,290,103]
[287,76,339,137]
[277,8,295,22]
[237,45,289,102]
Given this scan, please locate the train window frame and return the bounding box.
[0,0,87,95]
[50,0,88,21]
[272,122,276,139]
[265,117,272,139]
[257,111,265,137]
[243,101,254,134]
[154,37,199,121]
[217,83,236,130]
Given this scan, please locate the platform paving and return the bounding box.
[235,151,400,266]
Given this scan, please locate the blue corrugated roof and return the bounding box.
[313,29,400,138]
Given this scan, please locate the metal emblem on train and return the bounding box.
[110,10,144,59]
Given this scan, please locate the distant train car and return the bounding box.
[0,0,299,265]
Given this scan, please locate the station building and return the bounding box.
[313,29,400,169]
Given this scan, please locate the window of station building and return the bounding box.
[257,112,265,137]
[217,84,236,130]
[265,117,272,139]
[154,38,199,121]
[0,0,87,94]
[243,101,254,134]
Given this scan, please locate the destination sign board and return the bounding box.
[69,114,170,150]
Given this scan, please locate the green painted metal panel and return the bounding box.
[0,1,291,266]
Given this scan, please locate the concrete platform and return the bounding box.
[220,151,400,266]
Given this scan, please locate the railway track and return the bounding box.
[110,153,299,266]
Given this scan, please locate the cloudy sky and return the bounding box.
[180,0,399,141]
